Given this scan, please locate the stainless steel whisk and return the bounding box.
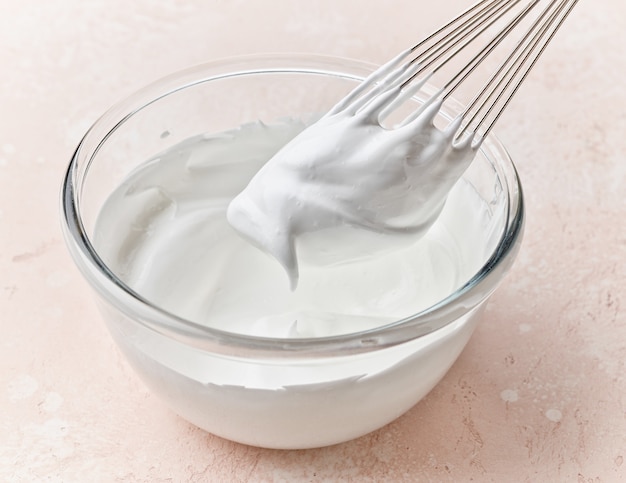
[227,0,580,289]
[328,0,580,147]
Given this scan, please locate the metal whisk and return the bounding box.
[327,0,579,147]
[227,0,580,289]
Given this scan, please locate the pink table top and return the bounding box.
[2,0,625,480]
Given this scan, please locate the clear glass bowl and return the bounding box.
[60,54,524,449]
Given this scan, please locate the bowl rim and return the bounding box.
[60,53,524,358]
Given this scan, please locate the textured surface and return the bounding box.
[1,0,625,481]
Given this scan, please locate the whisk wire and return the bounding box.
[472,0,580,140]
[407,0,512,77]
[440,0,541,102]
[458,0,561,138]
[327,0,506,117]
[407,0,499,57]
[407,0,528,88]
[377,0,524,123]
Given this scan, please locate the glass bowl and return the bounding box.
[60,54,524,449]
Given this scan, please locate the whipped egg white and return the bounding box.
[94,119,502,338]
